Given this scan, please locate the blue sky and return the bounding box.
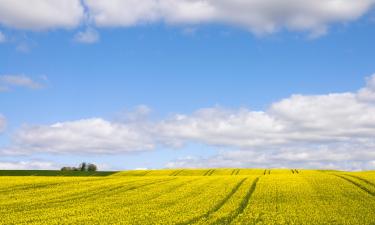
[1,0,375,170]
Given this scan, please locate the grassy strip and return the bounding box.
[0,170,116,177]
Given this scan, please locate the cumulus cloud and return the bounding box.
[85,0,375,35]
[74,27,100,44]
[161,75,375,170]
[0,160,56,170]
[1,0,374,35]
[0,0,84,30]
[11,118,154,154]
[3,75,375,170]
[0,75,44,91]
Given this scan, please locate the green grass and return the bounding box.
[0,170,117,176]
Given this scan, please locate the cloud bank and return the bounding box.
[0,0,374,35]
[0,0,84,30]
[3,75,375,170]
[0,160,56,170]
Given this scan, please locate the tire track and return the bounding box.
[170,170,184,176]
[203,169,212,176]
[211,177,260,224]
[142,171,151,176]
[0,177,107,194]
[177,178,248,225]
[207,170,215,176]
[47,178,177,204]
[6,178,178,212]
[334,174,375,197]
[343,174,375,188]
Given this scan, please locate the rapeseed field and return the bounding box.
[0,169,374,224]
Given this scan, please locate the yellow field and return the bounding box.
[1,169,375,224]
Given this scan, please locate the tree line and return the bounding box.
[61,162,97,172]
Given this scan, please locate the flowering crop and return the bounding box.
[0,169,374,224]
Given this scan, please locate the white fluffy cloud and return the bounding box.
[3,75,375,170]
[85,0,375,35]
[0,0,374,35]
[12,118,154,154]
[0,0,84,30]
[0,160,56,170]
[0,75,44,91]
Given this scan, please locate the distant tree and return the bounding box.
[61,167,72,171]
[87,163,97,172]
[79,162,87,171]
[61,162,97,172]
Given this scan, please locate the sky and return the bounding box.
[1,0,375,171]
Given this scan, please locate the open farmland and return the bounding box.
[1,169,375,224]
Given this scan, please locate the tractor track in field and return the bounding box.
[142,171,151,176]
[170,170,184,176]
[231,169,236,175]
[8,178,178,212]
[38,178,177,207]
[333,174,375,197]
[124,178,202,207]
[211,177,260,225]
[342,174,375,188]
[291,169,299,174]
[177,178,248,225]
[0,177,109,195]
[203,170,213,176]
[207,170,215,176]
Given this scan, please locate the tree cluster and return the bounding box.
[61,162,97,172]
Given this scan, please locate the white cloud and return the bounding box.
[0,0,374,35]
[0,0,84,30]
[11,118,154,154]
[3,75,375,170]
[0,75,44,91]
[0,31,5,42]
[85,0,375,35]
[74,27,100,44]
[0,160,56,170]
[158,75,375,150]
